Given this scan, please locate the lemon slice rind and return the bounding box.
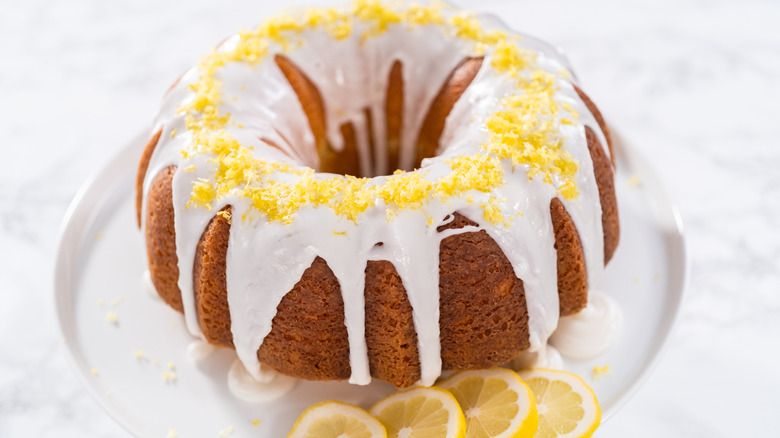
[369,386,466,438]
[438,368,538,438]
[287,400,387,438]
[517,368,601,438]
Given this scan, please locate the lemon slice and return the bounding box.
[370,386,466,438]
[517,368,601,438]
[438,368,538,438]
[287,400,387,438]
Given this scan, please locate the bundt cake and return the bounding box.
[136,0,619,390]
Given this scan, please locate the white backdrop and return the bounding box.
[1,0,779,436]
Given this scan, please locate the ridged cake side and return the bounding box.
[139,57,618,387]
[137,0,621,389]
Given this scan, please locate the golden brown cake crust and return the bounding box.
[569,85,621,264]
[187,212,534,386]
[437,213,530,370]
[138,54,620,388]
[275,54,362,176]
[257,257,352,381]
[193,206,233,348]
[136,129,162,227]
[337,119,365,176]
[415,57,483,168]
[574,85,614,165]
[385,60,403,174]
[145,165,183,311]
[586,126,620,263]
[551,198,588,315]
[365,260,421,387]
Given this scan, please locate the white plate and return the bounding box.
[55,130,687,437]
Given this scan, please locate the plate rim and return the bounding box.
[599,129,689,419]
[54,131,150,437]
[54,128,688,435]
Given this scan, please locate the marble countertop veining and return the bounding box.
[1,0,779,436]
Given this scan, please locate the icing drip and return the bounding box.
[510,345,564,370]
[227,358,297,403]
[140,0,615,388]
[368,210,443,386]
[187,340,216,362]
[142,269,159,301]
[549,291,623,359]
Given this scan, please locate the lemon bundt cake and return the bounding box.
[136,0,620,390]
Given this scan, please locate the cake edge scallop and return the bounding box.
[437,213,531,374]
[415,56,484,169]
[193,205,234,348]
[551,197,588,316]
[144,165,183,312]
[135,128,162,228]
[585,125,620,263]
[137,47,619,390]
[575,85,615,165]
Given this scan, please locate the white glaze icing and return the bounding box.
[186,340,216,363]
[510,345,564,370]
[227,358,297,403]
[140,1,615,389]
[549,291,623,359]
[142,269,159,301]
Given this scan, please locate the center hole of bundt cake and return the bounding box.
[274,55,484,178]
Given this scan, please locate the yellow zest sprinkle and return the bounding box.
[183,165,196,172]
[170,128,177,138]
[95,232,103,241]
[167,362,175,370]
[438,154,504,198]
[133,349,145,359]
[187,179,217,210]
[90,369,99,376]
[384,207,397,222]
[482,70,579,199]
[403,2,445,27]
[218,426,234,437]
[162,372,178,381]
[628,175,641,186]
[252,419,261,426]
[561,102,579,118]
[177,0,581,223]
[153,359,159,365]
[354,0,401,38]
[481,196,512,226]
[167,429,178,438]
[592,365,611,380]
[653,273,661,281]
[216,209,232,224]
[106,312,119,324]
[332,230,347,236]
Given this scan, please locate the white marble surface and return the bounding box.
[1,0,779,436]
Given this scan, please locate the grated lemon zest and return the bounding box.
[216,209,232,224]
[592,365,611,380]
[175,0,582,223]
